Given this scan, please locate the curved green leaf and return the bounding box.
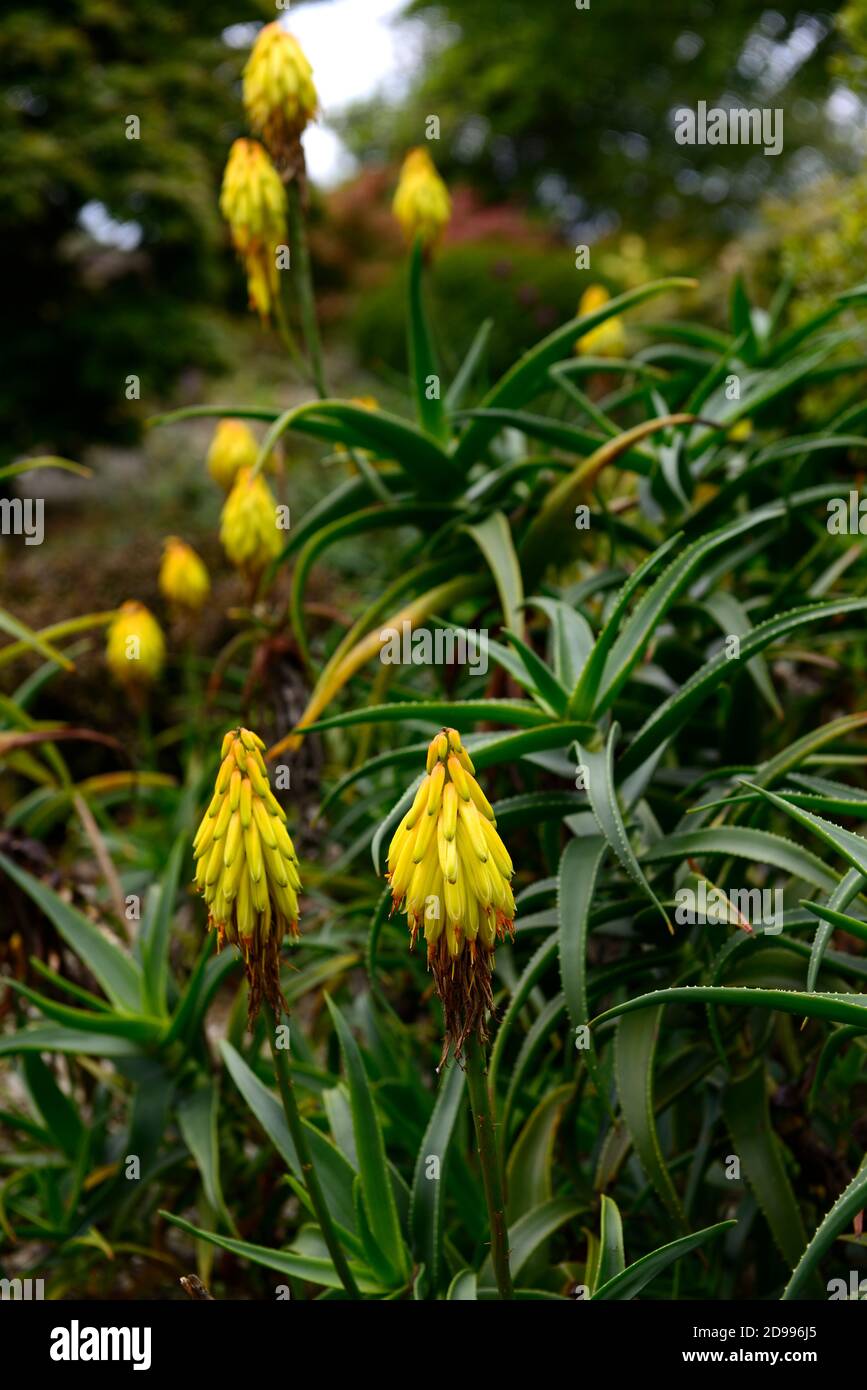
[783,1163,867,1300]
[594,1194,625,1292]
[464,511,524,636]
[621,599,867,777]
[594,985,867,1032]
[722,1062,811,1275]
[593,1220,736,1300]
[325,997,410,1283]
[160,1212,384,1294]
[615,1005,687,1230]
[409,1062,466,1293]
[0,851,142,1011]
[579,724,671,929]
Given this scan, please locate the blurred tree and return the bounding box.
[343,0,850,251]
[751,0,867,421]
[0,1,273,459]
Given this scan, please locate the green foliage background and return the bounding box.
[0,0,274,458]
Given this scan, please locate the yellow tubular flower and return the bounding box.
[207,419,259,490]
[219,138,287,321]
[243,22,317,160]
[106,601,165,692]
[193,728,301,1023]
[392,148,451,251]
[220,467,282,582]
[159,537,210,613]
[387,727,516,1062]
[576,284,626,357]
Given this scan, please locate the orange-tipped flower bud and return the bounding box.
[220,467,282,582]
[220,138,287,321]
[207,420,259,490]
[193,727,301,1022]
[387,727,515,1061]
[243,22,317,161]
[392,148,451,251]
[159,537,210,613]
[106,601,165,693]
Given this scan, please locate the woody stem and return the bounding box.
[264,1000,360,1299]
[465,1033,514,1299]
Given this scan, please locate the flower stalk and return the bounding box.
[465,1034,514,1300]
[264,999,361,1300]
[286,175,326,398]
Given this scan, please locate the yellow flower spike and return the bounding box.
[263,841,290,888]
[438,820,459,884]
[221,847,246,902]
[447,754,471,801]
[386,727,516,1064]
[468,778,495,822]
[482,817,513,878]
[212,794,233,843]
[243,22,317,162]
[158,537,210,614]
[576,284,626,358]
[442,783,458,841]
[247,755,271,799]
[219,138,288,322]
[207,420,260,491]
[459,800,489,862]
[264,789,288,821]
[393,147,452,251]
[404,776,431,830]
[252,796,279,850]
[412,809,438,864]
[224,812,243,869]
[192,727,301,1024]
[220,467,282,584]
[216,754,234,794]
[105,601,165,694]
[457,745,475,775]
[244,824,264,883]
[193,817,216,861]
[204,837,224,886]
[426,762,445,816]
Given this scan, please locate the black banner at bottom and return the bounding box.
[0,1296,856,1376]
